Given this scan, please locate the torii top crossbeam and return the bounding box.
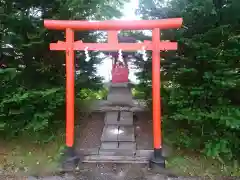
[44,18,182,30]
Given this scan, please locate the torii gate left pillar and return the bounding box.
[44,18,182,167]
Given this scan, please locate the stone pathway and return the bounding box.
[76,84,155,163]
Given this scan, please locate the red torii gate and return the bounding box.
[44,18,183,165]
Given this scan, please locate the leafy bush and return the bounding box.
[0,68,65,141]
[0,0,127,143]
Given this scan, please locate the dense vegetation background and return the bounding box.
[135,0,240,163]
[0,0,124,141]
[1,0,239,167]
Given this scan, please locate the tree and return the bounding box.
[136,0,240,161]
[0,0,128,141]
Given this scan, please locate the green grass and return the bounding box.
[167,150,240,178]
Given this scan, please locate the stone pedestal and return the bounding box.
[99,85,136,156]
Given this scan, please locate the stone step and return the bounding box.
[104,111,133,125]
[98,150,154,158]
[78,148,173,159]
[82,155,149,164]
[98,150,135,156]
[100,142,136,150]
[118,141,136,150]
[99,142,136,156]
[101,125,135,142]
[78,148,153,158]
[100,142,118,149]
[98,143,154,157]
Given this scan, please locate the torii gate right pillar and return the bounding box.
[150,28,164,167]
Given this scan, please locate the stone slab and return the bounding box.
[119,111,133,125]
[83,155,149,163]
[104,112,119,125]
[100,142,118,149]
[98,151,117,156]
[118,142,136,150]
[120,112,133,119]
[118,126,135,142]
[98,150,135,156]
[99,142,136,155]
[101,125,118,141]
[104,112,133,125]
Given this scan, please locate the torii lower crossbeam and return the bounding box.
[44,18,183,168]
[50,41,177,51]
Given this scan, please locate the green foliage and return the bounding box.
[137,0,240,162]
[0,68,65,141]
[77,87,108,100]
[0,0,128,141]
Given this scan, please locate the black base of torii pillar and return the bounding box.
[150,148,165,168]
[61,146,80,172]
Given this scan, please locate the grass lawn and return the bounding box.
[0,134,239,177]
[167,150,240,178]
[0,133,65,176]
